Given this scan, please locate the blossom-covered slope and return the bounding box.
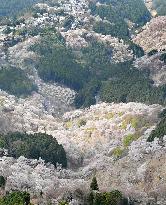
[133,16,166,53]
[0,97,166,204]
[0,0,166,204]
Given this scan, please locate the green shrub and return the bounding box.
[0,191,31,205]
[90,0,151,39]
[0,67,37,97]
[103,190,123,205]
[123,134,139,147]
[104,112,114,120]
[148,49,158,56]
[99,62,166,106]
[58,201,69,205]
[0,138,6,148]
[93,20,129,40]
[112,147,124,158]
[0,176,6,188]
[159,53,166,63]
[77,119,87,127]
[90,176,99,191]
[147,117,166,142]
[88,190,123,205]
[158,109,166,119]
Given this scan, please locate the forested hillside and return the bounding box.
[0,67,37,97]
[0,0,166,204]
[90,0,151,39]
[31,28,166,108]
[0,132,67,167]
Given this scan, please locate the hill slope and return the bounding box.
[0,0,166,204]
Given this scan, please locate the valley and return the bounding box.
[0,0,165,204]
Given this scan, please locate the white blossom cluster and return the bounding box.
[134,51,166,86]
[0,156,88,204]
[61,28,133,63]
[133,16,166,53]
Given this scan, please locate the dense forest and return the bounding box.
[0,132,67,167]
[31,28,166,108]
[147,109,166,142]
[31,28,90,91]
[90,0,151,39]
[0,191,31,205]
[0,67,37,97]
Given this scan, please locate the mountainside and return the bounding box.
[133,16,166,53]
[0,99,166,204]
[0,0,166,204]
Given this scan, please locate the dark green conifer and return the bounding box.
[90,176,99,191]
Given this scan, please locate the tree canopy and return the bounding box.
[0,191,31,205]
[0,132,67,167]
[0,67,37,97]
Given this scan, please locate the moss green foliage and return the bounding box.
[104,112,114,120]
[0,67,37,97]
[0,176,6,188]
[90,176,99,191]
[123,133,140,147]
[0,138,6,149]
[90,0,151,39]
[0,0,40,17]
[65,121,73,129]
[121,115,148,130]
[147,115,166,142]
[77,119,87,127]
[112,147,124,158]
[0,191,31,205]
[0,132,67,167]
[58,201,69,205]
